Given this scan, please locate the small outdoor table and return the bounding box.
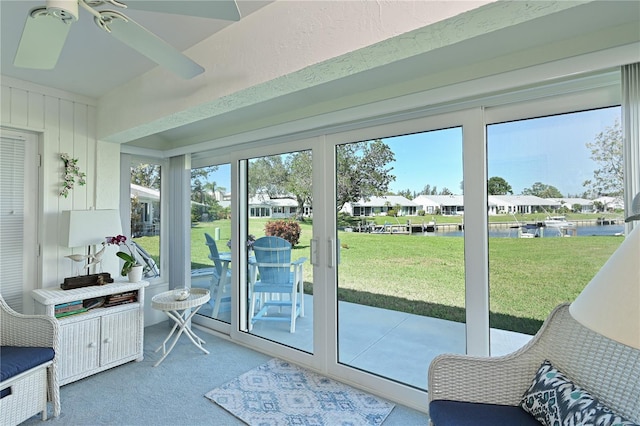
[151,288,210,367]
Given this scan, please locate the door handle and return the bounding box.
[328,238,335,268]
[310,238,318,266]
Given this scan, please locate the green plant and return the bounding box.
[115,251,140,276]
[265,220,301,247]
[106,235,143,276]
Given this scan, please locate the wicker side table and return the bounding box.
[151,288,210,367]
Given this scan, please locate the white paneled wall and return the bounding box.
[1,77,120,289]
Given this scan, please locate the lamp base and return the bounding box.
[61,273,114,290]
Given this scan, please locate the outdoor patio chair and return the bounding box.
[0,295,60,424]
[249,236,307,333]
[204,233,232,318]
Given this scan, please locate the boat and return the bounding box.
[519,223,541,238]
[544,216,576,228]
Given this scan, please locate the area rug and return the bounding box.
[205,358,395,426]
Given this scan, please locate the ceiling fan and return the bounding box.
[13,0,241,79]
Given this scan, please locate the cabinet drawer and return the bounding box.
[59,318,100,381]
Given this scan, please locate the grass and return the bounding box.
[137,217,621,336]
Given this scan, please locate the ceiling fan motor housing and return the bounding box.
[45,0,78,22]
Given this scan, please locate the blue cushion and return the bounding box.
[0,346,55,382]
[429,400,541,426]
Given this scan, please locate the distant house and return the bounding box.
[488,195,561,215]
[412,195,441,214]
[341,195,418,217]
[248,194,311,218]
[549,197,595,213]
[414,195,464,216]
[130,184,160,236]
[593,196,624,212]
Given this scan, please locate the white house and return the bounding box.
[342,195,418,217]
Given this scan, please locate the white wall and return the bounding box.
[1,77,121,288]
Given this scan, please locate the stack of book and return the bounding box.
[54,300,88,318]
[104,291,137,307]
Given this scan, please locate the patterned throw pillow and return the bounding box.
[520,360,638,426]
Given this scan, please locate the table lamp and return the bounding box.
[569,193,640,349]
[61,209,122,276]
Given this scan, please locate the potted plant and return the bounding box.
[105,235,145,282]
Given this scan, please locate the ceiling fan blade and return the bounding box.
[125,1,241,21]
[14,8,72,69]
[107,15,204,79]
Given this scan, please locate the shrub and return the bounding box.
[265,220,301,247]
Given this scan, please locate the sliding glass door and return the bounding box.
[334,128,465,390]
[241,149,314,353]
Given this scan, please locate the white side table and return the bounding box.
[151,288,210,367]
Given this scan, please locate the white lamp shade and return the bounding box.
[569,225,640,349]
[61,210,122,248]
[626,192,640,222]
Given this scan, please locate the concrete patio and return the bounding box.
[194,287,533,390]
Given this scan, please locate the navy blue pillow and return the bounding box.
[520,360,638,426]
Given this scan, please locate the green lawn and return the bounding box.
[137,217,621,335]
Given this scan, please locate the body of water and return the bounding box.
[426,224,624,238]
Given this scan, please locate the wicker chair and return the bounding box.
[0,296,60,424]
[428,303,640,425]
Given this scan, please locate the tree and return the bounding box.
[439,187,452,195]
[248,155,289,199]
[397,188,413,199]
[245,140,395,215]
[583,119,623,196]
[487,176,513,195]
[418,184,439,195]
[336,139,396,211]
[190,166,221,221]
[285,151,313,220]
[131,164,161,189]
[522,182,563,198]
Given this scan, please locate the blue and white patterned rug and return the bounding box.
[205,358,395,426]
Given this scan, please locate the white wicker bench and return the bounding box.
[428,303,640,425]
[0,296,60,425]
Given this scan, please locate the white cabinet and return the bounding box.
[32,281,148,385]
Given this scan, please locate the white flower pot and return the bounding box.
[128,265,143,283]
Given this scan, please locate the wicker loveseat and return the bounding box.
[0,296,60,425]
[428,303,640,425]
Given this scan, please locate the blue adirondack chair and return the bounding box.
[249,236,307,333]
[204,232,232,317]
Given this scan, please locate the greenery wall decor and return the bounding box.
[59,153,86,197]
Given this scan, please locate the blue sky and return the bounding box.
[202,106,620,198]
[387,106,620,196]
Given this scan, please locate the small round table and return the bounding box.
[151,288,210,367]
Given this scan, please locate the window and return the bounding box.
[129,160,162,279]
[190,163,232,323]
[486,106,624,354]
